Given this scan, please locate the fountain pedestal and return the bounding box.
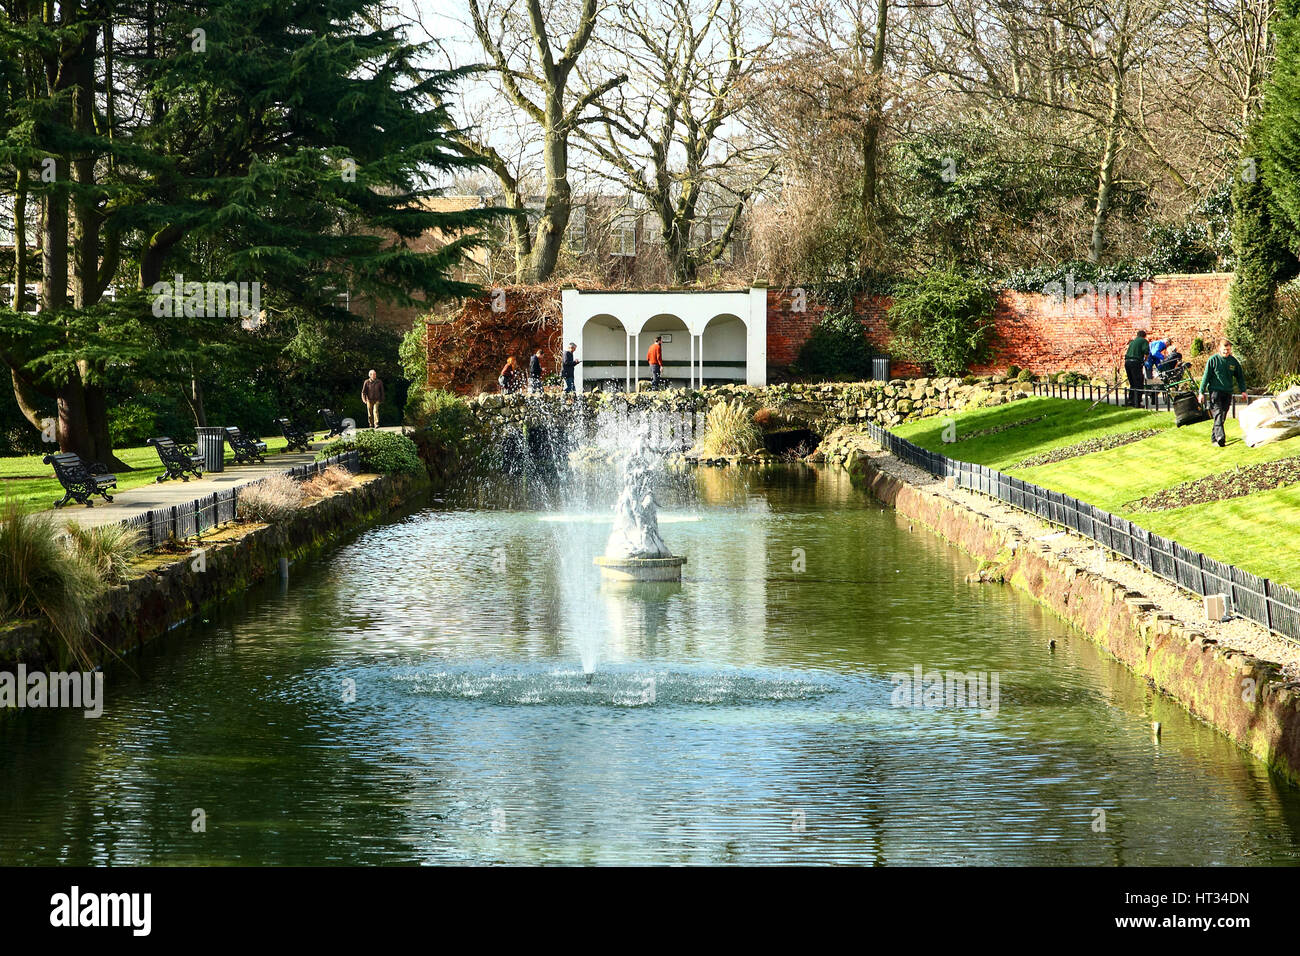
[594,554,686,582]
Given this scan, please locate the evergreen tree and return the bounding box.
[0,0,493,464]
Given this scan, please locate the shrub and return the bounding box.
[63,522,140,585]
[752,407,776,428]
[0,502,105,662]
[1007,365,1021,378]
[317,429,424,476]
[887,270,996,376]
[1190,337,1206,357]
[236,474,305,522]
[405,386,476,447]
[694,400,762,457]
[1266,372,1300,394]
[1017,369,1035,382]
[794,308,875,379]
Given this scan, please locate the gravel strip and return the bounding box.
[1015,428,1161,468]
[860,441,1300,680]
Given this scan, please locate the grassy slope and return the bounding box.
[0,435,291,513]
[893,397,1300,588]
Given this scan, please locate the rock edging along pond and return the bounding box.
[0,472,423,673]
[465,376,1034,437]
[843,439,1300,786]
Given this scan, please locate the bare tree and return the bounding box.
[577,0,776,283]
[461,0,625,282]
[918,0,1175,263]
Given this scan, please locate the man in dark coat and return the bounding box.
[562,343,580,393]
[1123,330,1148,407]
[528,349,544,393]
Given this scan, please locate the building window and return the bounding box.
[613,216,637,257]
[566,205,586,252]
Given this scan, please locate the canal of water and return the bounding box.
[2,465,1299,864]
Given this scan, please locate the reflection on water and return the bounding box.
[2,465,1299,865]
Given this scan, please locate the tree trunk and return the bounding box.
[8,167,50,432]
[860,0,888,244]
[529,110,571,283]
[1090,55,1126,264]
[189,371,208,427]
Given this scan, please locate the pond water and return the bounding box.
[2,465,1299,865]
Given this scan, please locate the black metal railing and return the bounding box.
[865,422,1300,642]
[118,449,361,551]
[1027,381,1268,419]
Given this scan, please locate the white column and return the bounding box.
[634,333,640,392]
[689,333,695,389]
[698,333,704,388]
[747,285,768,386]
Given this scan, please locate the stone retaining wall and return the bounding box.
[464,377,1038,438]
[843,439,1300,785]
[0,472,422,673]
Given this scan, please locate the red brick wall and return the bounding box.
[766,273,1232,378]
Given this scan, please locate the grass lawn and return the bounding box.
[0,434,294,513]
[893,396,1300,589]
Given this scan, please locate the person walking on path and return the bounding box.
[361,369,385,429]
[562,343,580,394]
[528,348,544,393]
[646,335,663,390]
[1123,330,1149,407]
[1199,339,1249,448]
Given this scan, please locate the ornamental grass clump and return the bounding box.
[62,521,141,584]
[236,473,304,522]
[0,501,105,663]
[302,465,353,499]
[695,400,763,457]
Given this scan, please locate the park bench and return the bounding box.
[318,408,347,439]
[224,427,268,465]
[43,452,117,508]
[277,418,313,452]
[147,436,204,482]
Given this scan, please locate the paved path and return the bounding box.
[52,426,407,530]
[56,450,321,529]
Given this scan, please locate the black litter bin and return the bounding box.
[196,426,227,472]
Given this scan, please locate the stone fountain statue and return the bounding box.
[595,423,686,581]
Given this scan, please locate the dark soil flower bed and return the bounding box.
[1130,457,1300,511]
[958,414,1046,442]
[1016,428,1161,468]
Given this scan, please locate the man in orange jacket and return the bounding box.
[646,335,663,390]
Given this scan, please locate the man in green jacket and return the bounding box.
[1199,339,1248,447]
[1123,330,1149,407]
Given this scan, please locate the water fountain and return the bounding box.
[594,422,687,582]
